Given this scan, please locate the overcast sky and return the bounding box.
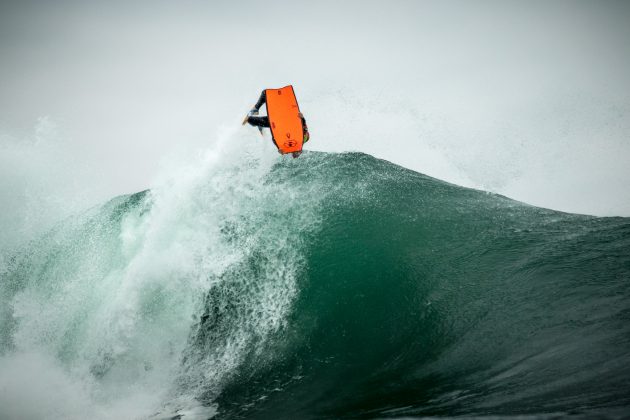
[1,0,629,220]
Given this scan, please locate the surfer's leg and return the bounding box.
[252,90,267,112]
[247,116,270,128]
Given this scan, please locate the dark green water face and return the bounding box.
[1,152,629,419]
[208,153,630,419]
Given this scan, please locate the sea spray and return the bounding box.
[0,128,327,419]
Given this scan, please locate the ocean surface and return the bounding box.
[1,151,629,419]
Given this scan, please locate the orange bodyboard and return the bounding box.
[265,85,303,154]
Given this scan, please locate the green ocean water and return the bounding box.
[1,152,629,419]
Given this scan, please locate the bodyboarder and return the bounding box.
[242,89,309,158]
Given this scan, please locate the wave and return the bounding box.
[1,151,629,419]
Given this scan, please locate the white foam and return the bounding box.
[1,125,324,418]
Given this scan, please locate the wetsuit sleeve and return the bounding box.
[253,90,267,112]
[247,116,270,128]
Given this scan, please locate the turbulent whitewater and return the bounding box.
[1,150,629,419]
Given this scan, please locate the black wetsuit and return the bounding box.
[247,90,270,128]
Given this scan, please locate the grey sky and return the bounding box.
[1,0,630,218]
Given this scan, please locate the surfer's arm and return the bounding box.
[252,90,267,112]
[299,112,310,143]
